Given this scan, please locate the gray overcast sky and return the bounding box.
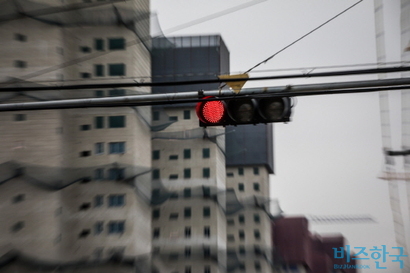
[150,1,402,272]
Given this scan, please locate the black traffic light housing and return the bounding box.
[196,96,292,127]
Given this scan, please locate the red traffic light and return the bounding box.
[196,97,226,124]
[196,96,292,127]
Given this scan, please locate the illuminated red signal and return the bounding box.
[196,97,226,124]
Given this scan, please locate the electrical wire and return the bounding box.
[244,0,364,73]
[5,61,410,86]
[2,66,409,92]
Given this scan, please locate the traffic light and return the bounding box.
[196,96,292,127]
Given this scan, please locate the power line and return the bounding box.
[7,61,410,86]
[1,66,409,92]
[244,0,364,73]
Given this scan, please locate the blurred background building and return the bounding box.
[0,0,153,272]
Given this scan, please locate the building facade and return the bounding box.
[0,0,152,272]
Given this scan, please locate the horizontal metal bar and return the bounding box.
[0,78,409,111]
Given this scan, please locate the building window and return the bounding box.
[183,188,191,198]
[80,151,91,157]
[254,214,260,223]
[152,189,160,199]
[95,38,104,50]
[109,89,125,97]
[108,194,125,207]
[227,219,234,225]
[95,116,104,129]
[203,186,211,198]
[152,169,160,180]
[169,213,179,220]
[108,64,126,76]
[204,265,211,273]
[94,64,104,76]
[94,168,104,180]
[109,142,125,154]
[170,192,179,199]
[153,228,160,239]
[203,246,210,258]
[169,174,178,180]
[14,114,26,121]
[108,38,125,50]
[204,226,210,238]
[239,214,245,224]
[80,124,91,130]
[153,150,160,160]
[239,246,246,255]
[203,168,210,178]
[94,222,103,235]
[108,221,125,234]
[202,148,210,158]
[108,168,125,180]
[94,195,104,207]
[80,72,91,78]
[184,226,191,238]
[183,110,190,119]
[183,149,191,159]
[185,266,192,273]
[185,246,191,257]
[95,142,104,155]
[203,206,210,218]
[95,90,104,97]
[184,168,191,179]
[254,229,261,240]
[153,111,160,121]
[239,263,245,271]
[11,221,24,232]
[14,33,27,42]
[254,245,261,255]
[238,183,244,191]
[80,46,91,53]
[169,155,178,160]
[169,116,178,121]
[253,167,259,175]
[238,167,244,175]
[254,261,261,271]
[14,60,27,68]
[253,182,260,191]
[108,116,126,128]
[12,194,25,203]
[153,209,160,219]
[184,207,191,218]
[227,172,234,177]
[227,234,235,242]
[239,230,245,240]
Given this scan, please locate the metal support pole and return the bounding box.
[0,78,409,111]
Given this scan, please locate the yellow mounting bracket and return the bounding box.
[218,73,249,94]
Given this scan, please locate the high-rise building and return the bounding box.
[0,0,152,272]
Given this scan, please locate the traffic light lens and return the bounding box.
[259,98,286,121]
[228,99,255,123]
[201,100,225,123]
